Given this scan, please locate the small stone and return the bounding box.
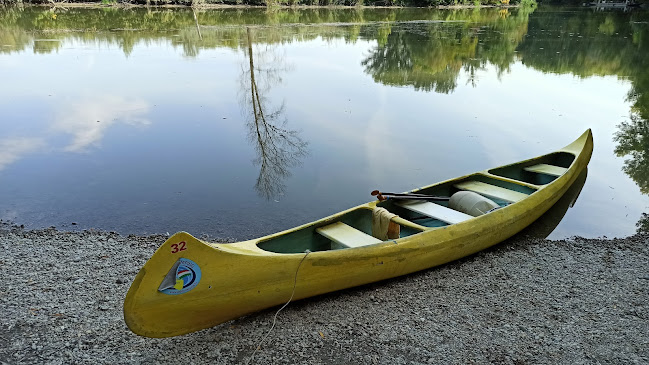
[116,279,123,284]
[74,279,84,284]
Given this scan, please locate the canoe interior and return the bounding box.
[257,207,417,254]
[257,151,575,254]
[489,152,575,185]
[413,173,537,199]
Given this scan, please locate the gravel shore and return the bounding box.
[1,222,647,365]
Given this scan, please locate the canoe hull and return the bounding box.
[124,130,593,338]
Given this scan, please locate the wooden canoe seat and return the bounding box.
[523,164,567,177]
[316,222,382,249]
[454,181,528,203]
[396,201,472,225]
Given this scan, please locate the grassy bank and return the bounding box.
[0,0,535,8]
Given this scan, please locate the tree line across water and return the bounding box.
[1,5,649,199]
[0,0,535,7]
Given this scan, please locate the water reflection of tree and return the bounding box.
[614,114,649,194]
[240,27,307,200]
[362,28,467,93]
[635,212,649,234]
[515,9,649,197]
[610,94,649,206]
[361,8,532,93]
[0,7,408,56]
[512,168,588,239]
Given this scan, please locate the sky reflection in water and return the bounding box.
[0,7,648,239]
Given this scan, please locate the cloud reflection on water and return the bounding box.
[54,96,150,152]
[0,97,150,172]
[0,137,45,171]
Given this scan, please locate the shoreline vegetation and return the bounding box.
[0,0,536,8]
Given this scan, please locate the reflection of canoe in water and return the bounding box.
[511,167,588,240]
[124,130,593,338]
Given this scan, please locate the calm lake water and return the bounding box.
[1,6,648,239]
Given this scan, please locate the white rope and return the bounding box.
[245,250,311,365]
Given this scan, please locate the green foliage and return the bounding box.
[511,9,649,195]
[360,7,532,92]
[519,0,537,7]
[635,212,649,234]
[615,114,649,194]
[598,16,616,35]
[0,0,538,5]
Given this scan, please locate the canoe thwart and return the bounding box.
[316,222,383,249]
[396,201,472,225]
[523,164,568,177]
[454,181,529,203]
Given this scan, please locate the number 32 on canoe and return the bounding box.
[170,241,186,254]
[124,129,593,338]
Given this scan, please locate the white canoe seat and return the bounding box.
[316,222,382,249]
[524,164,568,177]
[454,181,529,203]
[396,200,472,225]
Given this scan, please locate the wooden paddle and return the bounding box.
[371,190,450,201]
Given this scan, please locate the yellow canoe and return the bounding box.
[124,129,593,338]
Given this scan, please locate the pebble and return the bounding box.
[1,225,648,364]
